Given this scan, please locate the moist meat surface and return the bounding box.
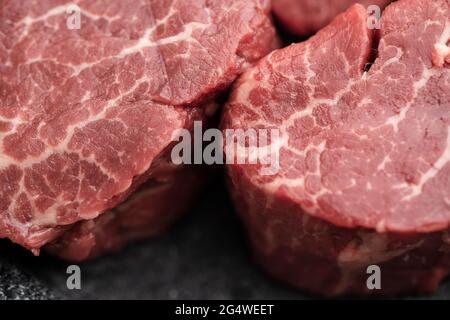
[222,0,450,295]
[0,0,277,258]
[272,0,391,36]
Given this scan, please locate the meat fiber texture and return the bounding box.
[222,0,450,296]
[273,0,392,36]
[0,0,278,261]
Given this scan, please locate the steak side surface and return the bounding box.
[0,0,278,259]
[272,0,392,36]
[222,0,450,295]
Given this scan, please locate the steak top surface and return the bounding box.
[0,0,277,250]
[223,0,450,233]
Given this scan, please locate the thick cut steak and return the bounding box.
[46,151,207,261]
[222,0,450,295]
[273,0,391,36]
[0,0,277,260]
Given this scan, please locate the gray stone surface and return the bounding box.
[0,184,449,300]
[0,258,55,300]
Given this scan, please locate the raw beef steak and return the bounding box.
[45,140,208,261]
[273,0,391,36]
[0,0,277,260]
[222,0,450,295]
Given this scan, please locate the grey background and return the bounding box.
[1,180,449,300]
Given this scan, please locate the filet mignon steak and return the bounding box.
[222,0,450,295]
[273,0,392,36]
[0,0,277,260]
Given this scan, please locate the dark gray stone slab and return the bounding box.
[0,183,449,300]
[0,258,55,300]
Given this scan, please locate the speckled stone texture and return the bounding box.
[0,258,55,300]
[1,185,450,300]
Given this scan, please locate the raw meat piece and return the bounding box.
[222,0,450,295]
[273,0,391,36]
[0,0,277,259]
